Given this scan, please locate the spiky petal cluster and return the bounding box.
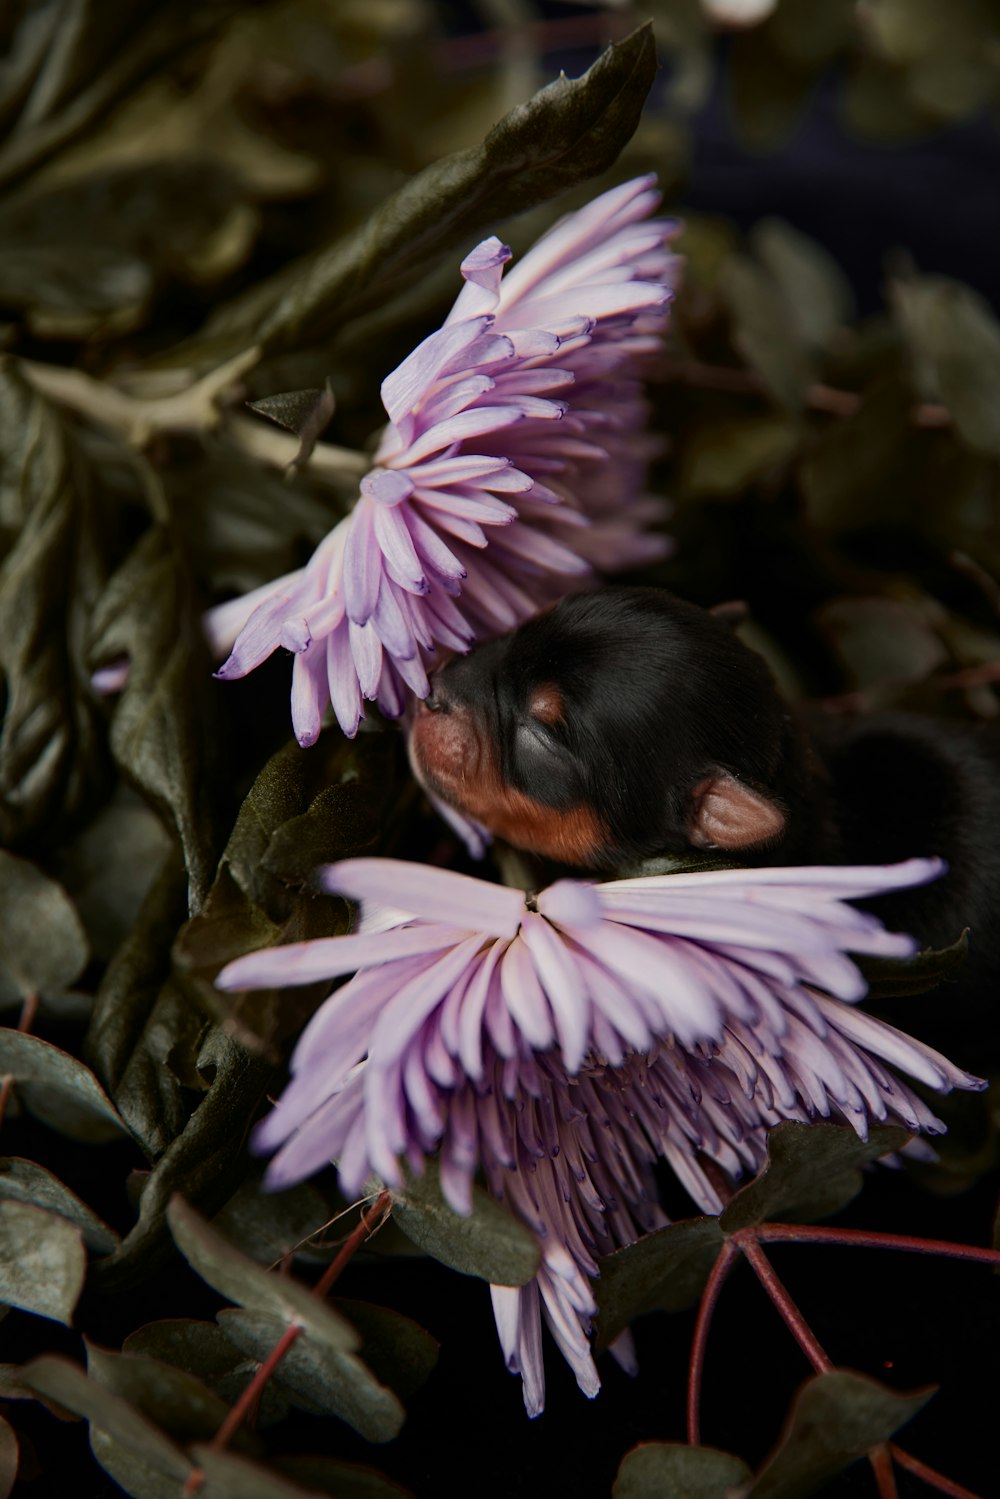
[209,177,680,744]
[216,855,981,1414]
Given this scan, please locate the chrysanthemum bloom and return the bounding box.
[208,177,680,744]
[216,855,982,1414]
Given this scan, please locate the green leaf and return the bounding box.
[721,256,810,412]
[893,276,1000,456]
[213,1172,340,1267]
[53,785,173,964]
[94,1031,273,1290]
[814,596,947,694]
[614,1442,753,1499]
[202,25,657,357]
[123,1319,290,1428]
[167,1195,359,1355]
[0,1029,128,1142]
[218,1307,406,1443]
[752,219,854,353]
[246,387,335,469]
[0,1413,16,1499]
[0,364,109,845]
[798,378,922,532]
[0,848,88,1006]
[750,1369,933,1497]
[19,1354,192,1488]
[860,929,969,999]
[271,1455,414,1499]
[86,1341,249,1447]
[89,521,223,911]
[720,1122,913,1232]
[0,1158,119,1254]
[0,1202,86,1323]
[680,416,798,500]
[174,730,395,1056]
[391,1163,540,1286]
[594,1218,725,1351]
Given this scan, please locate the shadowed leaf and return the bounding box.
[189,1445,337,1499]
[89,522,222,912]
[0,849,88,1006]
[271,1455,414,1499]
[860,929,969,999]
[594,1218,725,1351]
[95,1032,273,1290]
[720,1122,912,1231]
[19,1354,192,1487]
[750,1369,933,1497]
[893,276,1000,456]
[86,1341,255,1450]
[0,1030,128,1142]
[721,255,810,411]
[0,366,109,845]
[331,1298,439,1400]
[218,1307,405,1443]
[123,1319,290,1428]
[391,1163,540,1286]
[0,1158,119,1254]
[0,1202,86,1324]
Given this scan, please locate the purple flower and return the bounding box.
[216,855,982,1414]
[209,178,680,744]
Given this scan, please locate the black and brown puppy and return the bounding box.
[410,587,1000,1049]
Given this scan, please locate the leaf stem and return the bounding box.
[870,1443,900,1499]
[686,1237,739,1445]
[755,1222,1000,1268]
[0,991,40,1132]
[737,1233,830,1373]
[889,1444,986,1499]
[183,1190,391,1496]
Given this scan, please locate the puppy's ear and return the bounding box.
[688,771,786,850]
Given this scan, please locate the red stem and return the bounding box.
[870,1444,899,1499]
[756,1222,1000,1269]
[0,992,40,1131]
[686,1238,739,1445]
[184,1191,391,1495]
[889,1444,986,1499]
[737,1234,831,1373]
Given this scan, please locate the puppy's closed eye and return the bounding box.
[528,684,564,726]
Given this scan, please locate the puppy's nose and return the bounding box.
[420,672,450,714]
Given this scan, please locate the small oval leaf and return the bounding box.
[0,1202,86,1324]
[751,1369,934,1497]
[390,1165,540,1286]
[614,1442,753,1499]
[720,1122,912,1232]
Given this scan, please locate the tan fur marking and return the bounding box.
[410,701,607,865]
